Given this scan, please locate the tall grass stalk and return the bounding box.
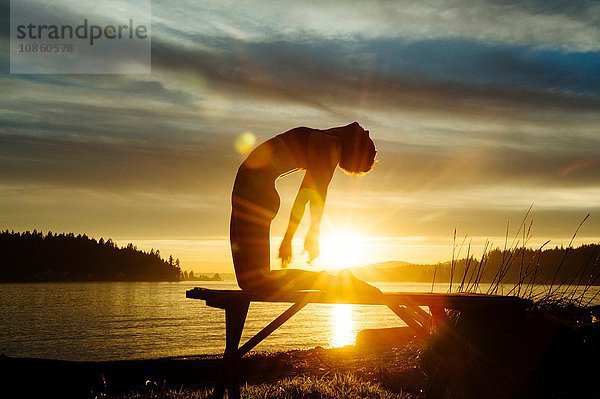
[489,206,534,295]
[457,240,472,293]
[450,208,598,310]
[548,214,590,297]
[449,228,456,293]
[569,245,598,302]
[579,249,600,306]
[466,239,490,293]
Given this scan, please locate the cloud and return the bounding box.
[0,132,240,193]
[0,184,232,239]
[152,0,600,52]
[149,37,600,120]
[6,0,595,53]
[1,0,599,265]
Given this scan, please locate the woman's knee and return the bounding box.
[237,270,275,291]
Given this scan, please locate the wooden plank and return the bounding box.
[186,287,532,309]
[238,301,308,357]
[406,305,433,329]
[386,304,429,338]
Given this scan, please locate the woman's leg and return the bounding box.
[262,269,333,291]
[260,269,382,295]
[230,206,271,290]
[231,211,381,295]
[230,173,379,294]
[230,169,281,290]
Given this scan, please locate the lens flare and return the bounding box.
[234,131,256,155]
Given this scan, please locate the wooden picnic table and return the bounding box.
[186,287,532,399]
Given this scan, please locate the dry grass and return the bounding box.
[112,373,415,399]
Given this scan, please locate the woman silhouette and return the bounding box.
[230,122,380,294]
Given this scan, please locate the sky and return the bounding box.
[0,0,599,272]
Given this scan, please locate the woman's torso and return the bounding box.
[238,127,312,179]
[231,127,315,216]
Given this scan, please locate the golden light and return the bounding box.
[316,229,368,270]
[331,304,354,347]
[234,131,256,155]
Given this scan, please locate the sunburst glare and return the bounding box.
[331,304,354,347]
[316,230,368,269]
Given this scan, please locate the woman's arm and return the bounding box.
[278,185,310,267]
[303,168,332,263]
[278,132,340,266]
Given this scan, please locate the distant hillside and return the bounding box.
[0,230,182,282]
[351,244,600,286]
[351,261,438,282]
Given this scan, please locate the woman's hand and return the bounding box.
[278,237,292,268]
[304,232,320,263]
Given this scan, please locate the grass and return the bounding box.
[444,209,599,308]
[245,374,413,399]
[111,374,415,399]
[418,210,600,397]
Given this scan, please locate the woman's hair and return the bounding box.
[337,122,377,175]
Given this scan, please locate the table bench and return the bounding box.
[186,287,532,399]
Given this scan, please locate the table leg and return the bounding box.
[429,306,450,331]
[425,306,452,399]
[387,304,429,339]
[213,301,249,399]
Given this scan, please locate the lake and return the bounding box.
[0,281,597,361]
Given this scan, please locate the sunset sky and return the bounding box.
[1,1,599,272]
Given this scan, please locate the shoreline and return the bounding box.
[3,300,600,398]
[3,292,600,398]
[0,345,424,398]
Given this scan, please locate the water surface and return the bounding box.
[0,281,596,361]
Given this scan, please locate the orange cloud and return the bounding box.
[560,160,598,177]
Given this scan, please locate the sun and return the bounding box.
[315,229,368,270]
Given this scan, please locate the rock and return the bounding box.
[356,327,416,350]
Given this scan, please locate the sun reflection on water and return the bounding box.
[331,304,354,347]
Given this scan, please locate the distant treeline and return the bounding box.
[353,244,600,286]
[0,230,182,282]
[181,271,222,281]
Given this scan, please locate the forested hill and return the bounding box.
[352,244,600,286]
[0,230,181,282]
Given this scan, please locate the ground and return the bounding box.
[3,303,599,399]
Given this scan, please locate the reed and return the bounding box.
[446,209,598,309]
[548,214,590,296]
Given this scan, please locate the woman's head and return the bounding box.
[337,122,377,175]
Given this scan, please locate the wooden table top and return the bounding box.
[186,287,532,309]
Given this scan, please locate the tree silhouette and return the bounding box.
[0,230,182,282]
[354,244,600,285]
